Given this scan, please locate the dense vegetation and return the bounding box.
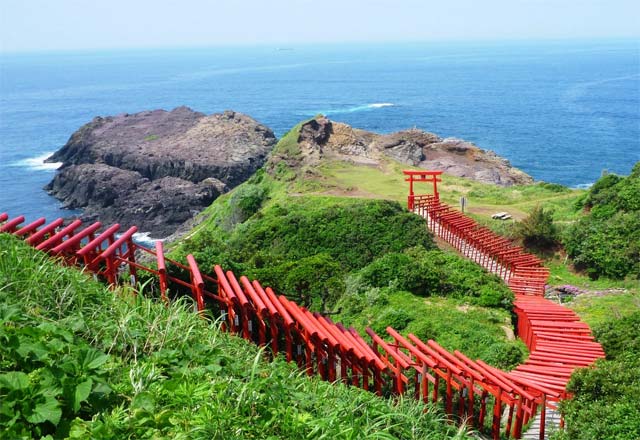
[557,312,640,439]
[332,247,525,369]
[172,163,523,368]
[178,188,435,311]
[0,234,469,439]
[564,162,640,280]
[514,204,559,250]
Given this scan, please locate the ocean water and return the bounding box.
[1,40,639,224]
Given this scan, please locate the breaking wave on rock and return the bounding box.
[11,152,62,171]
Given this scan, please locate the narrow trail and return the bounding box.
[1,175,604,439]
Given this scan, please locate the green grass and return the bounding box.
[546,258,640,291]
[562,292,640,329]
[316,159,585,222]
[167,159,524,372]
[0,234,470,439]
[543,257,640,327]
[337,292,527,370]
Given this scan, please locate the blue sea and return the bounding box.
[1,40,639,223]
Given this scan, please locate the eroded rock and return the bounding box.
[46,107,276,237]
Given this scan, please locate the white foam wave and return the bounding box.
[309,102,395,115]
[132,232,162,246]
[368,103,394,108]
[572,183,594,190]
[11,152,62,171]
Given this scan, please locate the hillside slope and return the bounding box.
[169,121,532,370]
[0,234,467,439]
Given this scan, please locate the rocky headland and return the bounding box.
[269,116,533,186]
[45,107,276,237]
[46,110,531,238]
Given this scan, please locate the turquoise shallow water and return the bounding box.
[1,40,639,222]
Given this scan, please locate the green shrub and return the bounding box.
[251,253,345,310]
[228,182,269,224]
[358,252,440,294]
[515,204,559,249]
[564,211,640,279]
[485,343,526,371]
[371,307,413,335]
[564,162,640,279]
[356,247,513,309]
[539,182,570,193]
[558,311,640,439]
[228,198,435,271]
[593,312,640,360]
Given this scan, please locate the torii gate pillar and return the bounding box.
[403,170,443,210]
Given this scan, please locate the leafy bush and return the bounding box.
[565,211,640,279]
[229,198,435,271]
[357,247,513,309]
[371,307,413,334]
[228,181,269,224]
[558,311,640,439]
[358,252,439,295]
[0,314,114,439]
[251,253,345,310]
[564,162,640,279]
[538,182,570,193]
[515,204,559,249]
[592,311,640,361]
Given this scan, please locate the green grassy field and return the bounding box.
[316,159,586,222]
[316,158,640,296]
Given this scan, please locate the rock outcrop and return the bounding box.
[269,116,533,186]
[46,107,276,237]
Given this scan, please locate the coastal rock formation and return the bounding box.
[270,116,533,186]
[46,107,276,237]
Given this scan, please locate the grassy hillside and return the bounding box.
[170,182,524,368]
[167,124,535,370]
[168,120,639,439]
[0,234,468,439]
[168,122,638,372]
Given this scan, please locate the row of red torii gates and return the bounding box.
[0,170,604,439]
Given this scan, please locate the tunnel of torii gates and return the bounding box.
[0,170,604,440]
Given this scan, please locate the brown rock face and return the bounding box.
[46,107,276,237]
[274,116,532,186]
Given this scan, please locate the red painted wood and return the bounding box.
[5,185,607,440]
[13,217,46,237]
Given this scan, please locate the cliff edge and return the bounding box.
[268,116,533,186]
[46,107,276,237]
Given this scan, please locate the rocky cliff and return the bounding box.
[269,116,533,186]
[46,107,276,237]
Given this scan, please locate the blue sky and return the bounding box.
[1,0,639,52]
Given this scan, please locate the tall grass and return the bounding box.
[0,234,470,439]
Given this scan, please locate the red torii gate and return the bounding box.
[403,170,443,210]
